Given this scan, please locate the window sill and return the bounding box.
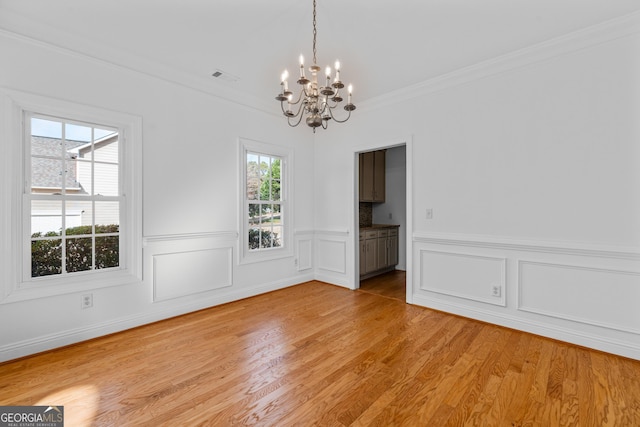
[239,247,293,266]
[0,269,142,304]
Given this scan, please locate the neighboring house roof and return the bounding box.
[31,136,85,191]
[30,134,118,192]
[72,133,117,156]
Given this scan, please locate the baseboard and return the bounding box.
[412,294,640,361]
[0,274,313,363]
[314,272,352,289]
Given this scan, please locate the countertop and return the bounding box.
[360,224,400,230]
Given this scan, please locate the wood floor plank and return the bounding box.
[358,270,406,301]
[1,280,640,426]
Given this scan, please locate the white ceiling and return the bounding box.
[1,0,639,107]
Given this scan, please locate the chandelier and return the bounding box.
[275,0,356,132]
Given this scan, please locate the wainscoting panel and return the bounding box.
[518,260,640,334]
[144,232,237,303]
[419,249,506,306]
[296,238,313,271]
[412,232,640,359]
[314,230,351,288]
[317,239,347,274]
[153,248,233,302]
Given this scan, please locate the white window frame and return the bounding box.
[0,89,143,303]
[25,112,122,278]
[238,137,292,264]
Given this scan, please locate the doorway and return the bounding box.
[359,270,406,302]
[355,142,410,303]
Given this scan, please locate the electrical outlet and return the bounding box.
[491,285,501,297]
[426,208,433,220]
[82,294,93,309]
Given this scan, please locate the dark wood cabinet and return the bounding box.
[359,150,385,202]
[359,225,399,279]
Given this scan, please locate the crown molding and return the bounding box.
[2,8,639,116]
[0,8,277,117]
[359,10,640,112]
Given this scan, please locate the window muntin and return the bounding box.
[246,152,283,251]
[27,113,121,278]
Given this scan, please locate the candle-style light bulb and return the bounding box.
[348,84,353,104]
[325,66,331,86]
[334,60,341,82]
[299,55,305,78]
[282,70,289,91]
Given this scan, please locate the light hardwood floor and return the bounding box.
[1,281,639,426]
[359,270,406,301]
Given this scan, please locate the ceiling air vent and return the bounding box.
[211,69,239,83]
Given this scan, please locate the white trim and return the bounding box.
[517,259,640,335]
[317,239,347,274]
[351,135,414,297]
[296,238,313,271]
[412,293,640,361]
[1,10,638,116]
[3,10,639,116]
[0,273,313,363]
[413,231,640,260]
[0,88,143,304]
[315,229,350,237]
[0,24,276,118]
[405,136,414,304]
[143,231,238,245]
[418,248,507,307]
[238,137,293,265]
[359,11,640,112]
[0,93,18,302]
[152,247,234,302]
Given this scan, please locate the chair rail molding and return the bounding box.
[413,231,640,260]
[412,231,640,360]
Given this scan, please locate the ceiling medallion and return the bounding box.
[275,0,356,132]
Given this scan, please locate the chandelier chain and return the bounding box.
[312,0,317,65]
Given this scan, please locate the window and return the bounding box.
[0,89,142,302]
[240,138,291,263]
[246,152,282,251]
[26,113,121,278]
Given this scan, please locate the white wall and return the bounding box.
[0,31,315,361]
[2,15,640,362]
[372,145,407,270]
[314,21,640,359]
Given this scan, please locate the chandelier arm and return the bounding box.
[281,98,306,120]
[280,101,288,115]
[288,89,306,105]
[327,107,352,124]
[318,100,327,116]
[280,90,307,116]
[324,98,339,109]
[287,110,306,127]
[292,98,307,117]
